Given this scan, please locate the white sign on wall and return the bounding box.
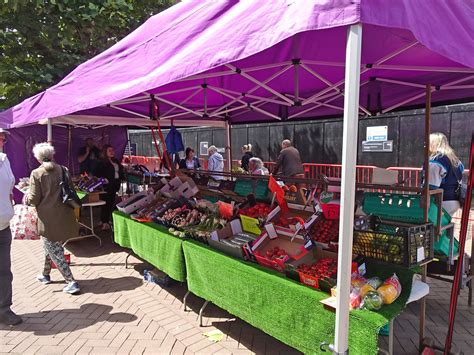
[366,126,388,141]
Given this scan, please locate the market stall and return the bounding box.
[2,1,474,354]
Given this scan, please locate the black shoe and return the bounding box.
[0,310,23,326]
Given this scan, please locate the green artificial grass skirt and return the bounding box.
[183,240,414,355]
[112,211,186,282]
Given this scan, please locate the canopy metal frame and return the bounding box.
[94,41,474,127]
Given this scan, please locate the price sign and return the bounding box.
[240,215,261,235]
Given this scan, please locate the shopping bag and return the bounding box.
[10,204,40,240]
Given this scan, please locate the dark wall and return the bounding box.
[130,103,474,167]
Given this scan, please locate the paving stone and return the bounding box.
[6,234,472,355]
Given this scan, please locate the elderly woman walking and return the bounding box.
[27,143,80,294]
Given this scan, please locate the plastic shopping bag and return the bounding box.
[10,204,39,240]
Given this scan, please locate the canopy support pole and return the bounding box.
[47,118,53,144]
[225,120,232,172]
[334,23,362,355]
[420,84,432,350]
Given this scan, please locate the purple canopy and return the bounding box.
[1,0,473,129]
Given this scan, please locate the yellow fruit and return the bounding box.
[377,284,399,304]
[360,284,375,299]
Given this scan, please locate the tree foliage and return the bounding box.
[0,0,176,109]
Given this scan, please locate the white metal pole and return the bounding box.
[224,120,232,172]
[47,118,53,144]
[334,23,363,354]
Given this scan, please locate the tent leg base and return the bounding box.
[198,300,209,327]
[183,290,191,311]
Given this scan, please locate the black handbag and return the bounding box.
[60,166,82,209]
[452,164,467,205]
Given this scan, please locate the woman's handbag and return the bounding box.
[60,166,82,209]
[10,204,39,240]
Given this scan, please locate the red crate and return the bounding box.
[254,253,289,273]
[298,271,320,289]
[321,203,340,220]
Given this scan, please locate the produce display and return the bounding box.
[297,258,338,279]
[239,202,272,220]
[254,246,290,262]
[76,175,106,192]
[349,273,402,311]
[308,215,339,249]
[116,176,413,317]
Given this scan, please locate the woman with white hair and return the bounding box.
[249,157,269,175]
[428,132,464,215]
[27,143,80,294]
[207,145,224,180]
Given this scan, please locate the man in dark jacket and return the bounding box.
[272,139,304,177]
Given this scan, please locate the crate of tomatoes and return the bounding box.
[286,247,358,292]
[307,213,339,251]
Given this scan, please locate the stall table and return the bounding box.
[112,211,186,282]
[182,240,415,355]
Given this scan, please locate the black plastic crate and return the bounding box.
[353,222,434,267]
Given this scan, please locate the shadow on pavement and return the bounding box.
[74,276,143,295]
[0,303,138,335]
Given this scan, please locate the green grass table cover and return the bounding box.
[183,240,414,355]
[113,211,186,282]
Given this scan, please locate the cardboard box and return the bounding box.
[117,190,154,214]
[251,224,312,272]
[284,189,307,205]
[208,219,257,260]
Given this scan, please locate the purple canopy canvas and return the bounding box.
[1,0,473,129]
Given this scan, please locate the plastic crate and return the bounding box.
[320,203,340,220]
[362,193,451,226]
[352,223,434,267]
[234,179,269,200]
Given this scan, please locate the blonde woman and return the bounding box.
[27,143,80,294]
[241,144,254,172]
[428,132,464,215]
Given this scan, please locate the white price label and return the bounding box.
[417,247,425,262]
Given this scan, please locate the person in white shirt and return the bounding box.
[207,145,224,180]
[0,128,22,326]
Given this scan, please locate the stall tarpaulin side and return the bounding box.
[5,125,127,202]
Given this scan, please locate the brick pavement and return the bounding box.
[1,232,472,354]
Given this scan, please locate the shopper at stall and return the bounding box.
[428,132,464,215]
[207,145,224,180]
[249,157,269,175]
[179,147,201,170]
[0,129,22,325]
[241,144,254,172]
[27,142,80,295]
[78,138,101,174]
[272,139,304,178]
[93,145,124,230]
